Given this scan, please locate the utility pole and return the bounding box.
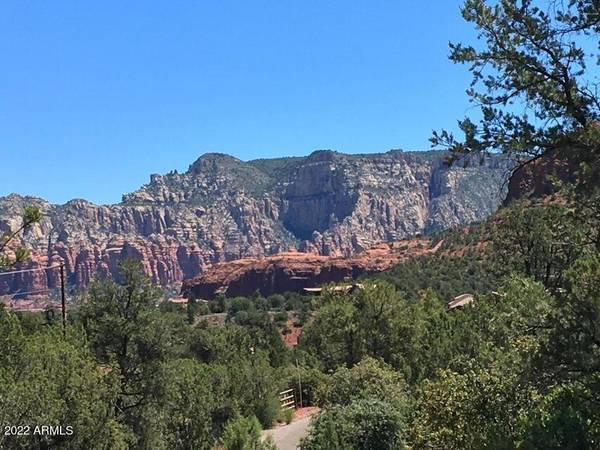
[60,263,67,336]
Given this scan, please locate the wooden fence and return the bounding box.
[279,388,295,410]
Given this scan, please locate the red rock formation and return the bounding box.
[280,318,304,348]
[1,150,510,299]
[504,157,576,203]
[181,239,442,299]
[0,239,212,298]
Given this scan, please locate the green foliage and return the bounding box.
[227,296,256,316]
[189,318,286,367]
[280,362,329,408]
[185,297,200,324]
[299,224,600,449]
[272,311,288,327]
[208,291,313,317]
[404,251,599,449]
[300,399,406,450]
[250,376,281,429]
[13,310,46,333]
[22,205,42,224]
[159,359,220,450]
[187,324,283,427]
[410,365,531,450]
[267,294,285,309]
[302,283,482,383]
[300,282,409,372]
[221,415,261,450]
[492,203,589,291]
[369,251,499,302]
[188,323,255,364]
[220,415,277,450]
[0,317,128,449]
[282,408,294,424]
[12,247,29,263]
[79,259,182,447]
[520,384,600,450]
[316,357,407,409]
[431,0,600,191]
[468,275,553,361]
[541,253,600,390]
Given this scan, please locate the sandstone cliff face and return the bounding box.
[182,239,441,299]
[0,150,512,297]
[504,157,575,203]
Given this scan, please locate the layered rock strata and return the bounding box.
[0,150,512,297]
[182,239,442,299]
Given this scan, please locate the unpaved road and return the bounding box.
[263,416,312,450]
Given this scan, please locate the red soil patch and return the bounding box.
[293,406,320,421]
[280,318,304,348]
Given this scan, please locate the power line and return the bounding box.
[0,264,62,277]
[6,288,55,297]
[1,263,70,333]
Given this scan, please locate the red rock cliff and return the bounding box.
[0,150,511,298]
[181,239,442,299]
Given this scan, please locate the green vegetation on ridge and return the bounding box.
[1,0,600,448]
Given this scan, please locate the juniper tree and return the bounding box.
[432,0,600,186]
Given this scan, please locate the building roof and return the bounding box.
[448,293,474,310]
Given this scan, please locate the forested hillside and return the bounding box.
[1,0,599,448]
[2,181,599,449]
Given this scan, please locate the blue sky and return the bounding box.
[1,1,477,205]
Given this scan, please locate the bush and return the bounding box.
[221,415,262,450]
[300,399,406,450]
[273,311,288,326]
[254,393,281,429]
[210,296,226,313]
[281,363,329,407]
[227,297,255,315]
[316,357,408,409]
[220,415,277,450]
[268,294,285,309]
[283,408,294,424]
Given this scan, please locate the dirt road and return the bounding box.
[263,416,312,450]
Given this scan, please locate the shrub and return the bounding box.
[316,357,407,408]
[221,415,277,450]
[300,399,406,450]
[277,407,295,425]
[221,415,260,450]
[254,393,281,429]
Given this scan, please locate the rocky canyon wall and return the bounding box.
[0,150,512,297]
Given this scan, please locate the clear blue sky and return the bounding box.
[1,1,478,205]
